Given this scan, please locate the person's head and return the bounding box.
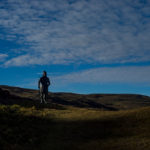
[43,71,47,77]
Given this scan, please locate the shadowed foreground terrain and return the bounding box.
[0,85,150,150]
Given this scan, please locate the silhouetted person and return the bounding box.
[38,71,50,104]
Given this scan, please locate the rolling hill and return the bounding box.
[0,85,150,110]
[0,85,150,150]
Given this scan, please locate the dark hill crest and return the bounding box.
[0,85,150,110]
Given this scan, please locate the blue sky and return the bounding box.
[0,0,150,95]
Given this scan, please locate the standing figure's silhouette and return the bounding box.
[38,71,50,104]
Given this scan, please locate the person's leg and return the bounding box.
[40,93,44,103]
[45,92,48,102]
[43,93,47,104]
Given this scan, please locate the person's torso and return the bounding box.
[40,76,49,87]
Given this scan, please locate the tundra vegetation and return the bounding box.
[0,86,150,150]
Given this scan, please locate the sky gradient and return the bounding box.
[0,0,150,95]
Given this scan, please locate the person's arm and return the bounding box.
[38,78,41,89]
[47,78,50,86]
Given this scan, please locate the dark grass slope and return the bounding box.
[0,85,150,150]
[0,88,64,110]
[0,86,117,110]
[0,105,150,150]
[0,85,150,110]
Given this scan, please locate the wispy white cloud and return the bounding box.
[0,0,149,66]
[0,54,8,62]
[52,66,150,84]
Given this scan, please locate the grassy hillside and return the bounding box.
[1,85,150,110]
[0,104,150,150]
[0,85,150,150]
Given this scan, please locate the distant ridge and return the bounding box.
[0,85,150,110]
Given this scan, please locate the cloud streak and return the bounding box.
[0,54,8,62]
[0,0,149,66]
[52,66,150,84]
